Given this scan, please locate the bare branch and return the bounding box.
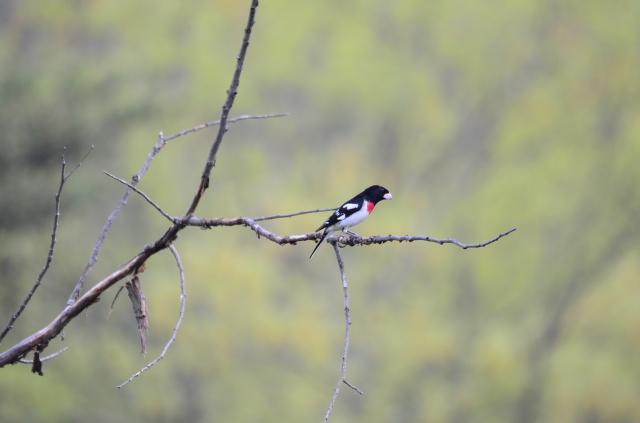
[107,285,126,319]
[103,171,175,223]
[117,244,186,389]
[187,216,321,244]
[0,146,92,344]
[185,0,260,215]
[252,207,337,222]
[65,144,95,180]
[324,243,356,422]
[185,215,516,249]
[18,347,69,364]
[163,113,288,143]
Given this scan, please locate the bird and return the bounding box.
[309,185,392,258]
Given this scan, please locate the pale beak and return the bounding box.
[383,192,393,200]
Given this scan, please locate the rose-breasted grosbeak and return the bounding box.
[309,185,392,258]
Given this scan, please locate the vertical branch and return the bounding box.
[0,157,64,343]
[185,0,260,215]
[1,146,92,344]
[324,243,362,422]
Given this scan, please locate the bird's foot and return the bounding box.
[344,229,360,237]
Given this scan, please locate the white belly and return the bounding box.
[336,207,369,230]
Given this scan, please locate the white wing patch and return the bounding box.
[343,203,359,210]
[337,214,346,220]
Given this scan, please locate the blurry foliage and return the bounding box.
[1,0,639,422]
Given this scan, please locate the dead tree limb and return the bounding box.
[185,215,516,250]
[0,0,261,369]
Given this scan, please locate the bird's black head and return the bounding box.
[362,185,392,204]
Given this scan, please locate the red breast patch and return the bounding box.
[366,201,375,213]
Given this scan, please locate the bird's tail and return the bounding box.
[309,230,329,259]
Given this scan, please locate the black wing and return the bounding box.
[315,195,363,231]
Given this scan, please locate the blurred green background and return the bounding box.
[1,0,639,422]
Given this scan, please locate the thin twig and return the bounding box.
[163,113,288,143]
[343,379,364,395]
[116,244,186,389]
[334,227,518,249]
[0,146,92,344]
[18,347,69,364]
[324,243,355,422]
[103,171,175,223]
[65,145,95,180]
[107,285,126,319]
[252,207,337,222]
